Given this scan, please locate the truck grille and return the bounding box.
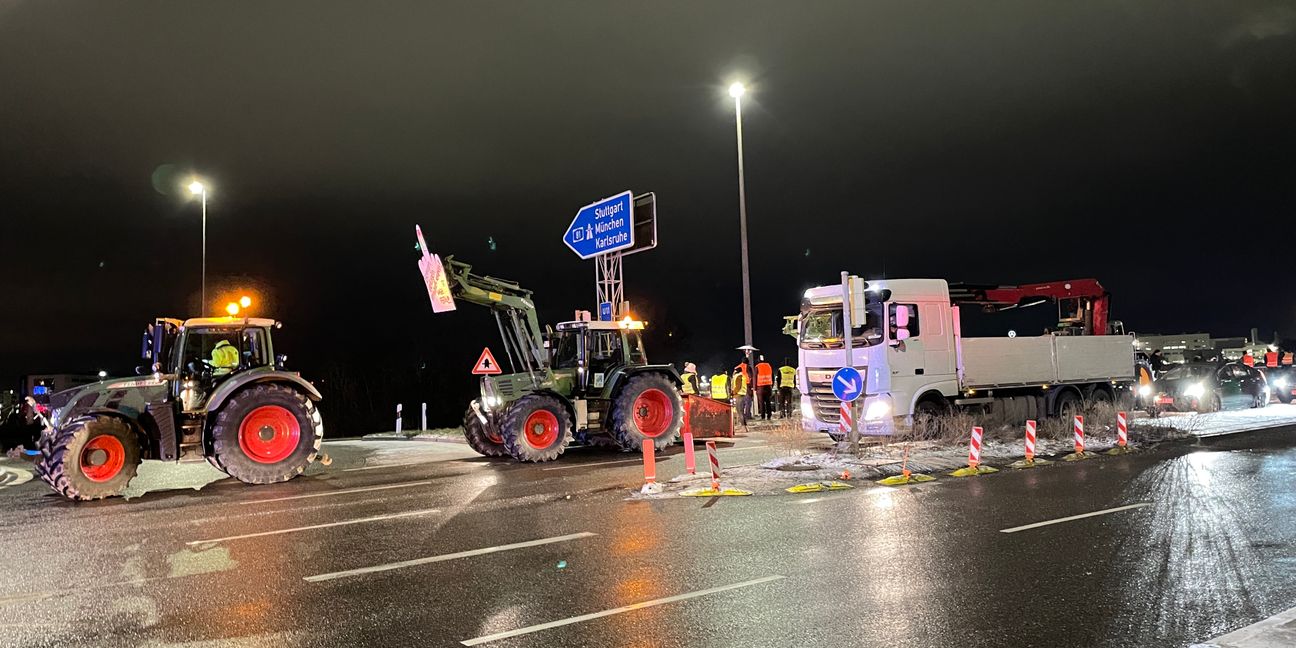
[806,371,847,423]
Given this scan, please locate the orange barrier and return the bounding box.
[684,394,734,438]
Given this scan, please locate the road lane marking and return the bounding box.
[188,508,440,545]
[999,503,1153,534]
[460,575,786,646]
[341,461,437,472]
[542,458,655,471]
[237,479,434,504]
[304,532,597,583]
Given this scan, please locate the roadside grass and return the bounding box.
[892,399,1192,446]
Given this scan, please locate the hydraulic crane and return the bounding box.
[947,278,1118,336]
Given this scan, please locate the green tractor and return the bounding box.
[426,252,684,462]
[37,316,324,501]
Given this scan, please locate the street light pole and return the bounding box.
[730,82,753,366]
[188,180,208,312]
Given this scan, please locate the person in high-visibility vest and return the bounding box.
[680,362,698,396]
[755,356,774,421]
[731,365,750,426]
[210,339,240,376]
[778,360,797,419]
[710,371,729,401]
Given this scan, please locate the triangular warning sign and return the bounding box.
[472,347,503,375]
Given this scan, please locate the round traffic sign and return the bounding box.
[831,367,864,402]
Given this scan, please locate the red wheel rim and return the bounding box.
[238,406,302,464]
[633,388,672,438]
[486,429,504,444]
[523,410,559,448]
[80,435,125,482]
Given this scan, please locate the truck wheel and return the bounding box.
[209,384,323,484]
[37,416,141,501]
[463,405,507,457]
[500,394,572,462]
[1054,390,1081,420]
[912,398,946,437]
[611,374,683,452]
[1088,388,1112,407]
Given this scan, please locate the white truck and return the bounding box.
[795,278,1136,437]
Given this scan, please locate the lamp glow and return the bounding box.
[225,302,240,316]
[728,82,745,99]
[188,180,205,195]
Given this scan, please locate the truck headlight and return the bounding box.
[1184,383,1205,398]
[1138,384,1152,397]
[864,399,892,421]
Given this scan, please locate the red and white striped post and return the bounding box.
[641,441,656,486]
[1116,411,1128,448]
[839,401,852,438]
[968,426,984,468]
[706,440,720,490]
[1073,415,1085,454]
[682,397,696,475]
[1024,419,1037,462]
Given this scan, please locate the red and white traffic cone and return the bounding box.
[1025,419,1037,462]
[968,426,983,469]
[707,440,721,491]
[950,426,998,476]
[1073,415,1085,454]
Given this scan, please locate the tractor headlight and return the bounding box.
[481,395,501,410]
[1138,384,1152,397]
[864,399,892,421]
[1184,383,1205,398]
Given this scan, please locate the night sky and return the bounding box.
[3,2,1295,428]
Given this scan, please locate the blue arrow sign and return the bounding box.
[831,367,864,402]
[564,190,635,259]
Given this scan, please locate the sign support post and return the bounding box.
[841,271,859,454]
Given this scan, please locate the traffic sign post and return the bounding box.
[563,191,635,260]
[841,271,860,454]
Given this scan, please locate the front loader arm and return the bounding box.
[443,256,546,369]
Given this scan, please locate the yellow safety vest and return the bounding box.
[731,371,748,396]
[681,372,697,395]
[211,341,239,373]
[779,366,797,388]
[710,373,728,399]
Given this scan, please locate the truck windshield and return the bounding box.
[800,302,884,349]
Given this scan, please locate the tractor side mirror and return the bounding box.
[276,354,288,369]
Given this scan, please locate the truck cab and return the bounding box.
[798,279,957,436]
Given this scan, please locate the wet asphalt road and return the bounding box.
[1,429,1295,648]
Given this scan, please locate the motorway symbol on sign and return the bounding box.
[472,348,503,375]
[598,302,613,321]
[563,190,635,259]
[832,367,864,402]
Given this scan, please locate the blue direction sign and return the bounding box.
[564,190,635,259]
[831,367,864,402]
[598,301,613,321]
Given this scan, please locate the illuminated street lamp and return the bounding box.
[187,179,209,311]
[728,81,753,365]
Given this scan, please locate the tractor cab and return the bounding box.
[549,319,648,397]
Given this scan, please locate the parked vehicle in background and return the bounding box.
[1144,362,1268,416]
[794,277,1136,438]
[1259,365,1296,404]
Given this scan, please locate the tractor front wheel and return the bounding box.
[209,384,323,484]
[500,394,572,462]
[38,415,141,501]
[463,405,507,457]
[611,373,683,452]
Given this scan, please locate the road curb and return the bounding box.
[360,434,468,445]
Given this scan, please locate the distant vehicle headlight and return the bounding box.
[1276,377,1289,389]
[1184,383,1205,398]
[864,399,892,421]
[1138,384,1152,397]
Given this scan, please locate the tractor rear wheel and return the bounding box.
[209,384,323,484]
[500,394,571,462]
[38,415,141,501]
[463,405,507,457]
[610,373,683,452]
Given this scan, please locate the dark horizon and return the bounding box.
[4,2,1295,428]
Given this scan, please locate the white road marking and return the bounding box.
[460,575,786,646]
[237,479,433,504]
[341,461,435,472]
[304,532,597,583]
[541,458,653,471]
[1194,604,1296,647]
[999,503,1153,534]
[188,508,440,545]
